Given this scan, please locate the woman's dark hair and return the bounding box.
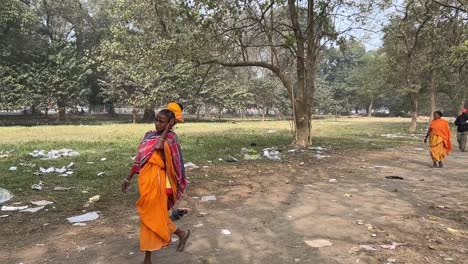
[435,111,443,117]
[157,109,175,120]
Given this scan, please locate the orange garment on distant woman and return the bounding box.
[132,131,186,251]
[429,118,452,161]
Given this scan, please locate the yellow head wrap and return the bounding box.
[166,102,184,123]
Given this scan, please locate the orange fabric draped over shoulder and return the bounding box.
[136,146,178,252]
[429,118,452,154]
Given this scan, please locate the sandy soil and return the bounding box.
[1,145,467,264]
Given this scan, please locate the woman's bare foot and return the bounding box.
[175,229,191,252]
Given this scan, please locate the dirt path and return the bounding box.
[1,145,467,264]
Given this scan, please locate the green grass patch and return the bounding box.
[0,117,428,213]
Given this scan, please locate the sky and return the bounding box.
[335,1,405,51]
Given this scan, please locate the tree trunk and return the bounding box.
[409,93,419,133]
[45,108,49,125]
[460,85,466,114]
[108,103,116,116]
[57,107,66,122]
[132,108,138,124]
[368,99,373,117]
[288,0,312,147]
[142,108,155,122]
[196,107,201,120]
[429,70,437,121]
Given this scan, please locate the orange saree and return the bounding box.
[429,119,452,161]
[136,143,179,251]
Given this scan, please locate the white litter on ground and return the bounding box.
[100,158,107,161]
[380,242,406,250]
[67,211,100,223]
[73,223,87,227]
[0,214,9,218]
[0,188,13,204]
[304,239,333,248]
[96,172,105,177]
[9,166,17,171]
[29,149,80,159]
[31,200,54,206]
[309,146,326,151]
[263,147,281,161]
[84,195,100,207]
[221,229,231,235]
[184,162,200,169]
[54,187,72,191]
[315,154,331,159]
[201,195,217,202]
[31,181,44,191]
[20,206,45,213]
[369,165,390,169]
[1,205,28,211]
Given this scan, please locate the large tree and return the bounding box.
[184,0,380,146]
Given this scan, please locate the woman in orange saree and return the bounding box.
[424,111,452,168]
[122,102,190,264]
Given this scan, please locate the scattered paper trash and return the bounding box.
[0,214,9,218]
[73,223,87,227]
[225,155,239,162]
[54,186,72,191]
[263,147,281,161]
[380,242,406,250]
[309,146,326,151]
[55,167,67,173]
[201,195,217,202]
[86,162,95,164]
[369,165,389,169]
[267,130,277,134]
[344,193,353,197]
[194,223,204,228]
[0,150,14,158]
[357,245,378,251]
[447,227,458,233]
[304,239,333,248]
[9,166,17,171]
[329,179,337,183]
[100,158,107,161]
[198,212,208,217]
[96,172,105,177]
[31,181,44,191]
[221,229,231,235]
[29,149,80,159]
[67,162,75,169]
[84,195,100,207]
[315,154,331,159]
[184,162,200,169]
[0,188,13,204]
[1,205,28,211]
[67,211,100,223]
[20,206,45,213]
[31,200,54,206]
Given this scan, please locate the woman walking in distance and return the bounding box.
[424,111,452,168]
[122,102,190,264]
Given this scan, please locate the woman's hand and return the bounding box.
[122,178,131,193]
